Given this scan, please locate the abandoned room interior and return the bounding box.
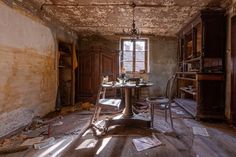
[1,0,236,156]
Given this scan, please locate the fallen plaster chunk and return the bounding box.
[192,127,209,137]
[20,136,44,146]
[52,121,63,126]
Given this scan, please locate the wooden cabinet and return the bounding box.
[78,47,119,102]
[175,9,226,120]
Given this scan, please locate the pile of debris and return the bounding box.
[60,102,94,115]
[0,102,94,155]
[0,115,64,154]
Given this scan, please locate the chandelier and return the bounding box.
[125,2,140,41]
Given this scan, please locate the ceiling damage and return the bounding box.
[27,0,230,37]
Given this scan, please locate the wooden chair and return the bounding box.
[146,75,176,129]
[91,76,122,131]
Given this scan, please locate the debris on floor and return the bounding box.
[52,121,64,126]
[34,137,55,149]
[192,126,209,137]
[79,102,94,111]
[0,107,91,155]
[132,135,162,151]
[0,134,28,148]
[24,126,48,138]
[20,136,44,146]
[0,145,29,154]
[60,102,94,115]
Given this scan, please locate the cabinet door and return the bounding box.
[78,53,94,97]
[100,52,118,78]
[99,52,119,96]
[202,15,225,58]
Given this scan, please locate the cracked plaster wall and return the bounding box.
[0,1,55,137]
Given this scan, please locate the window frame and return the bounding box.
[120,38,149,73]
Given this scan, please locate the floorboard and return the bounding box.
[1,105,236,157]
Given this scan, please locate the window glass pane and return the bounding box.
[120,39,148,73]
[135,41,145,51]
[135,51,145,62]
[135,62,145,72]
[123,41,133,51]
[123,61,133,72]
[123,51,133,62]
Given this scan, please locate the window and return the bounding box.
[120,39,149,73]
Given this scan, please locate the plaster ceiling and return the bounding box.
[31,0,229,37]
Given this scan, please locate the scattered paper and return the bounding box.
[132,136,162,152]
[20,137,44,146]
[171,108,185,115]
[192,127,209,137]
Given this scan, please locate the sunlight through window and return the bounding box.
[75,139,98,150]
[96,137,112,155]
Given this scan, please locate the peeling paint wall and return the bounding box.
[148,36,177,96]
[78,35,177,97]
[0,1,56,137]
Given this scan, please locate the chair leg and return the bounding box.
[165,104,168,122]
[151,103,154,128]
[168,103,174,129]
[91,106,101,124]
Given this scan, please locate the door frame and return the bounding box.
[57,40,76,106]
[231,15,236,125]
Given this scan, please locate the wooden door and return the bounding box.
[78,51,119,102]
[78,53,94,98]
[99,52,119,97]
[100,52,118,80]
[231,16,236,125]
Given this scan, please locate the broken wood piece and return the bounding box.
[42,116,63,125]
[0,145,29,154]
[24,126,48,138]
[20,136,44,146]
[34,137,55,149]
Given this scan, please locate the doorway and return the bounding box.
[58,41,73,106]
[231,16,236,125]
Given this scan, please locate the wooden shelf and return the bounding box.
[176,9,226,120]
[184,56,201,63]
[177,77,196,81]
[58,65,65,68]
[59,51,71,57]
[179,87,197,95]
[196,73,224,81]
[176,72,197,75]
[174,98,197,117]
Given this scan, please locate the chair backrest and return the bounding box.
[97,75,116,101]
[165,75,176,100]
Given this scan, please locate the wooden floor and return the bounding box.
[174,98,197,117]
[1,104,236,157]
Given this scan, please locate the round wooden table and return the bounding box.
[102,82,154,129]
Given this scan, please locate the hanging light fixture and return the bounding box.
[126,2,140,41]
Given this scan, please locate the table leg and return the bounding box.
[122,88,133,118]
